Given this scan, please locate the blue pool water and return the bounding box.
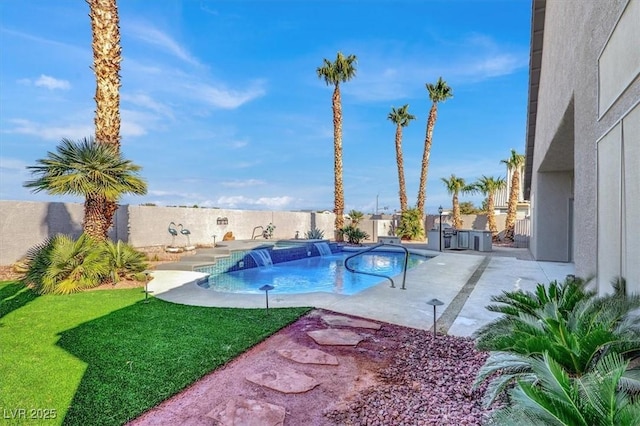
[200,251,430,295]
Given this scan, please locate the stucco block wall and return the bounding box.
[0,201,337,265]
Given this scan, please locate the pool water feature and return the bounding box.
[200,251,430,295]
[248,249,273,267]
[314,242,332,256]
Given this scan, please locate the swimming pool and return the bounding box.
[199,251,430,295]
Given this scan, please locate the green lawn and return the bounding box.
[0,281,311,426]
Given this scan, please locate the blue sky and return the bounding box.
[0,0,531,215]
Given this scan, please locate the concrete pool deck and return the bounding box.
[147,243,575,337]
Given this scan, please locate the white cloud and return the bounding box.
[216,195,294,209]
[34,74,70,90]
[5,118,93,141]
[221,179,266,188]
[122,93,174,118]
[188,80,266,109]
[127,22,200,66]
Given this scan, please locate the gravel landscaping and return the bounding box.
[324,329,496,425]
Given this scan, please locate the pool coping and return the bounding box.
[147,248,575,336]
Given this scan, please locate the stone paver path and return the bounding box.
[207,398,286,426]
[277,348,339,365]
[307,329,365,346]
[217,312,376,424]
[245,367,320,393]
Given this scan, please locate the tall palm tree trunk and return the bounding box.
[417,103,437,219]
[504,170,520,242]
[84,195,109,240]
[88,0,122,238]
[394,126,408,212]
[452,193,462,229]
[487,193,498,241]
[332,85,344,240]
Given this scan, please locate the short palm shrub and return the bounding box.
[340,225,369,245]
[395,208,424,240]
[305,228,325,239]
[22,235,150,294]
[22,233,111,294]
[487,352,640,426]
[104,240,149,282]
[474,276,640,424]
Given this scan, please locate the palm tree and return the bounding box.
[24,137,147,240]
[440,174,471,229]
[416,77,452,222]
[473,175,506,241]
[317,52,357,241]
[88,0,123,235]
[347,209,364,227]
[387,104,416,212]
[501,149,525,242]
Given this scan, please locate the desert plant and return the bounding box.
[316,51,358,238]
[501,149,525,242]
[474,276,640,405]
[347,209,364,226]
[22,234,111,294]
[104,240,148,282]
[472,175,506,241]
[486,352,640,426]
[387,104,416,212]
[395,208,424,240]
[416,76,453,221]
[340,225,369,245]
[23,137,147,240]
[305,228,325,239]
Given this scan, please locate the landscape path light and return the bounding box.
[426,298,444,339]
[438,206,444,252]
[259,284,275,315]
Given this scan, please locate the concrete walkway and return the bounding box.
[147,244,575,337]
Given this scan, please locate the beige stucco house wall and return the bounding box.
[525,0,640,294]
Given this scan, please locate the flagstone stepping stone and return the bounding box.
[207,397,286,426]
[307,329,364,346]
[245,367,319,394]
[321,314,382,330]
[277,348,339,365]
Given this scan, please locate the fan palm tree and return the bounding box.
[316,52,357,241]
[387,104,416,212]
[416,77,452,222]
[88,0,123,235]
[440,174,471,229]
[24,137,147,240]
[473,175,506,241]
[501,149,525,242]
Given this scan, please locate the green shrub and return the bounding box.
[487,352,640,426]
[104,240,149,282]
[340,225,369,245]
[22,233,111,294]
[474,276,640,421]
[305,228,325,239]
[395,208,424,240]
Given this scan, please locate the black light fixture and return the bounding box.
[438,206,444,252]
[426,298,444,339]
[259,284,275,315]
